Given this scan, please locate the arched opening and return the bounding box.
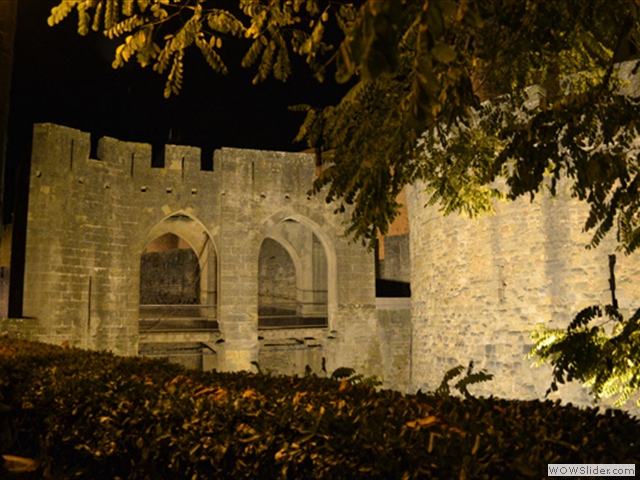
[258,238,297,318]
[138,215,218,370]
[258,221,328,329]
[140,233,203,325]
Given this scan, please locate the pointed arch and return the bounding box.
[259,211,337,328]
[142,211,218,271]
[139,212,218,329]
[258,238,298,320]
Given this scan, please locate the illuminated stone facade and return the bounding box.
[406,179,640,412]
[5,120,640,412]
[2,123,411,390]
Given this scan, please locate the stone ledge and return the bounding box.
[375,298,411,310]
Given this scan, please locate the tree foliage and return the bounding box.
[528,304,640,407]
[528,257,640,407]
[48,0,345,94]
[49,0,640,252]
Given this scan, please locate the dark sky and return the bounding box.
[6,0,347,217]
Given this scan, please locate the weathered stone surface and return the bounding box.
[376,298,412,392]
[17,123,410,386]
[406,179,640,414]
[140,248,200,305]
[378,233,411,283]
[258,237,297,314]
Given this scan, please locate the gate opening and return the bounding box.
[258,225,328,329]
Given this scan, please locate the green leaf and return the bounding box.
[431,42,456,63]
[48,0,78,27]
[241,39,265,68]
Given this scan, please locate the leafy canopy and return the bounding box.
[50,0,640,252]
[529,256,640,407]
[529,304,640,407]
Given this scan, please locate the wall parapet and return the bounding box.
[30,124,322,199]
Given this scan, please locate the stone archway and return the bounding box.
[260,212,336,328]
[140,232,203,327]
[20,127,380,375]
[258,237,298,320]
[259,216,330,330]
[138,213,219,369]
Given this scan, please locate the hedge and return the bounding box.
[0,337,639,479]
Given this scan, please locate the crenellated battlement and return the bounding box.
[31,123,204,178]
[29,123,317,202]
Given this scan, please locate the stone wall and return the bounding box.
[140,248,200,305]
[17,121,640,406]
[376,298,412,392]
[378,233,411,283]
[406,179,640,412]
[377,190,411,284]
[256,300,412,391]
[16,123,410,387]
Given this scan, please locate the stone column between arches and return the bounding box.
[216,157,260,372]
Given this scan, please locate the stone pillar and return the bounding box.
[216,149,259,371]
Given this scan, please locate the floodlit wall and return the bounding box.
[406,179,640,410]
[13,121,640,404]
[379,233,411,283]
[14,123,410,385]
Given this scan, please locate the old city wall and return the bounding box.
[10,121,640,403]
[406,179,640,411]
[13,123,410,385]
[405,61,640,410]
[10,119,635,404]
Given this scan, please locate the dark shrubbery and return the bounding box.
[1,337,639,479]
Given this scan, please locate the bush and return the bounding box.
[1,337,639,479]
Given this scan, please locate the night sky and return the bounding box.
[6,0,348,218]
